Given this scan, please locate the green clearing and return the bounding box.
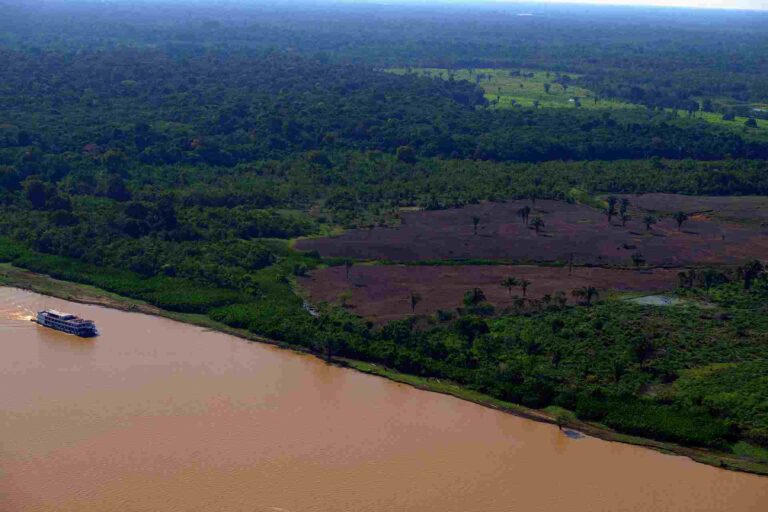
[389,67,633,111]
[692,110,768,141]
[388,67,768,141]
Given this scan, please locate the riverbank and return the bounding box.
[2,261,767,476]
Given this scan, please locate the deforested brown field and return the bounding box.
[299,264,681,323]
[295,198,768,266]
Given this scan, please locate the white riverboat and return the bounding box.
[35,310,98,337]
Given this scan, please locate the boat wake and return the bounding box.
[0,288,40,329]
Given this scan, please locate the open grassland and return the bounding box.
[388,67,768,141]
[389,67,633,110]
[693,110,768,141]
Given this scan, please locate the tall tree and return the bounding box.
[530,217,545,233]
[529,189,539,207]
[643,215,657,231]
[741,260,764,290]
[572,286,599,305]
[517,206,531,225]
[605,196,618,224]
[520,279,531,297]
[619,198,630,216]
[344,259,353,280]
[673,211,689,230]
[410,291,422,313]
[463,288,487,307]
[501,277,519,298]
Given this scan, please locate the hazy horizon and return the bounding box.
[339,0,768,11]
[506,0,767,11]
[23,0,768,12]
[275,0,768,12]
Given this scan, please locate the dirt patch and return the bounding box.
[296,199,768,266]
[299,265,680,323]
[616,194,768,225]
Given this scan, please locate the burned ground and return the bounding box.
[296,198,768,266]
[300,264,680,323]
[615,194,768,225]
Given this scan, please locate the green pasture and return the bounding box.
[389,67,768,140]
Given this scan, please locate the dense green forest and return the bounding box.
[3,1,768,115]
[1,1,768,463]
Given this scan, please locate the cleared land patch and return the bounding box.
[299,265,680,323]
[388,67,768,140]
[616,194,768,225]
[296,198,768,266]
[389,67,632,111]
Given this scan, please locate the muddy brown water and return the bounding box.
[1,287,767,512]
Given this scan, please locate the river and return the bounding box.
[1,286,766,511]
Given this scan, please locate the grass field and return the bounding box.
[390,67,632,110]
[388,67,768,141]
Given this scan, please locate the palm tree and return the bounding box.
[572,286,599,305]
[741,260,765,290]
[530,217,545,233]
[517,206,531,225]
[500,277,519,298]
[673,211,689,230]
[472,216,481,235]
[410,291,422,313]
[605,196,618,224]
[643,215,657,231]
[463,288,487,307]
[520,279,531,297]
[344,259,353,280]
[619,198,630,216]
